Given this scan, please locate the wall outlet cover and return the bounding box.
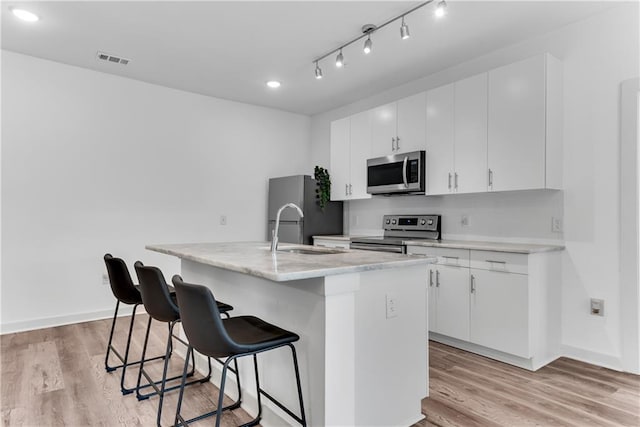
[386,293,398,319]
[102,273,110,286]
[461,215,470,227]
[552,217,563,233]
[590,298,604,316]
[220,215,227,226]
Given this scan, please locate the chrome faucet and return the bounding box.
[271,202,304,253]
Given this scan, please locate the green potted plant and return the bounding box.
[314,166,331,210]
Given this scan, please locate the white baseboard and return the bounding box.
[560,344,624,372]
[0,306,136,335]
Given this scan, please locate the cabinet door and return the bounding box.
[470,269,530,358]
[370,102,397,157]
[434,266,470,341]
[349,111,372,200]
[455,73,488,194]
[426,84,455,195]
[396,92,426,154]
[488,55,546,192]
[330,118,351,201]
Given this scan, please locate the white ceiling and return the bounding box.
[1,1,617,115]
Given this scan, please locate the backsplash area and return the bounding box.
[346,189,564,244]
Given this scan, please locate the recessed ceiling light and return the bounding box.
[266,81,281,89]
[10,7,39,22]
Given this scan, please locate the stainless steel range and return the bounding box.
[350,214,441,254]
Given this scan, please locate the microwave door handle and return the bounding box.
[402,156,409,188]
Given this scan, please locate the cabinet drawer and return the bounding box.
[314,239,350,250]
[470,250,528,274]
[434,248,470,267]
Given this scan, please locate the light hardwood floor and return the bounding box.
[1,315,639,426]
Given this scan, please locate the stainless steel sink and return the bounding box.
[277,248,344,255]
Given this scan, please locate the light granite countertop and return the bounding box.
[313,235,563,254]
[146,241,434,282]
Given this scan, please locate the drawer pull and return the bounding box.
[442,256,459,260]
[485,260,507,264]
[436,270,440,287]
[429,270,434,287]
[470,274,476,293]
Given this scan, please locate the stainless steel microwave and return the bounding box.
[367,150,426,195]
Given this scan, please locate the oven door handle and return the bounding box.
[402,156,409,188]
[350,243,404,254]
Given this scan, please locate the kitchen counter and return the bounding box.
[404,239,564,254]
[146,241,431,282]
[313,235,564,254]
[148,241,431,426]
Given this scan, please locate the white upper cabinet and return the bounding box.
[426,73,488,195]
[454,73,488,194]
[371,92,426,157]
[349,110,372,199]
[329,112,372,201]
[426,84,455,195]
[488,54,562,192]
[330,117,351,201]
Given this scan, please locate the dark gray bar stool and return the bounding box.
[103,254,167,395]
[171,275,306,427]
[134,262,239,426]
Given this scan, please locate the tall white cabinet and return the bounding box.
[488,54,562,192]
[425,73,488,195]
[329,111,372,201]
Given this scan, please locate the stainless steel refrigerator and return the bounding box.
[267,175,343,245]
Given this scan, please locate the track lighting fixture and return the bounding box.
[363,35,372,54]
[400,17,410,40]
[435,0,447,18]
[335,49,344,68]
[312,1,448,79]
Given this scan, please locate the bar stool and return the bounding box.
[171,275,307,427]
[103,253,168,395]
[134,262,240,427]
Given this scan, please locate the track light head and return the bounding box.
[364,36,372,54]
[400,17,410,40]
[435,0,447,18]
[336,50,344,68]
[315,62,323,79]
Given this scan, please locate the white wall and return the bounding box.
[310,4,639,369]
[1,50,311,333]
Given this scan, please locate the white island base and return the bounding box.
[179,259,427,427]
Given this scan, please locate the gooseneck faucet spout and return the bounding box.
[271,203,304,254]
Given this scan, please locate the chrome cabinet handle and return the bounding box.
[429,269,433,287]
[396,136,400,151]
[470,274,476,293]
[349,184,353,195]
[488,169,493,188]
[454,172,458,190]
[485,260,507,264]
[345,184,348,196]
[436,270,440,287]
[448,173,452,190]
[392,137,396,151]
[402,156,408,188]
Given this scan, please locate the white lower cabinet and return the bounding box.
[469,268,529,358]
[430,265,470,341]
[407,245,560,371]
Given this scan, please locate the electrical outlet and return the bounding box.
[590,298,604,316]
[552,217,563,233]
[102,273,110,286]
[220,215,227,226]
[461,215,470,227]
[386,293,398,319]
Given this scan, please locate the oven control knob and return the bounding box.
[420,219,426,226]
[385,219,391,225]
[391,219,397,225]
[428,219,434,226]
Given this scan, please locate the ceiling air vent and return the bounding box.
[96,51,130,65]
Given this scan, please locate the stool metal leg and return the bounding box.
[120,303,139,394]
[104,300,121,372]
[289,344,307,427]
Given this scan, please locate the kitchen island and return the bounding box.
[147,241,434,427]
